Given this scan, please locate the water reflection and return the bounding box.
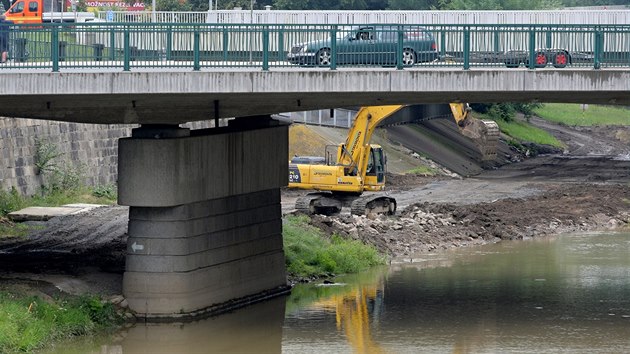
[48,232,630,354]
[119,296,285,354]
[47,296,286,354]
[284,233,630,353]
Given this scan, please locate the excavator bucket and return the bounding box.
[449,103,500,161]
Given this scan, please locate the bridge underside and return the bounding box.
[118,118,289,318]
[0,69,628,124]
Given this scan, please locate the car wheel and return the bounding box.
[552,51,569,68]
[402,48,417,66]
[535,52,548,67]
[316,48,331,66]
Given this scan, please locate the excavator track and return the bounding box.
[350,194,397,216]
[295,192,343,215]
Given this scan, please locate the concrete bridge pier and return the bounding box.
[117,118,290,319]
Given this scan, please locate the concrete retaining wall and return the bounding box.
[0,118,133,196]
[0,118,213,196]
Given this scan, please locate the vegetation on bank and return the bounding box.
[0,185,117,217]
[407,166,438,176]
[0,138,118,239]
[283,215,386,279]
[533,103,630,126]
[469,102,564,148]
[476,103,630,149]
[0,291,123,354]
[0,185,117,240]
[491,116,565,148]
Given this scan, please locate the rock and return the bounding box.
[109,295,125,305]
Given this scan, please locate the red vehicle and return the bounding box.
[4,0,94,24]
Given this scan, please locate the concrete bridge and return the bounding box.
[1,21,629,319]
[2,68,629,124]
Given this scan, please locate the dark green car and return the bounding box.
[287,25,438,66]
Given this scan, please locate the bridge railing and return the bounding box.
[2,23,629,72]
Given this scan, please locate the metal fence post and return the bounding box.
[330,26,337,70]
[262,27,269,71]
[51,26,59,72]
[546,28,552,49]
[528,29,536,69]
[594,29,602,69]
[397,27,404,70]
[440,28,446,59]
[463,27,470,70]
[277,26,284,62]
[109,27,116,61]
[123,29,130,71]
[493,30,500,55]
[222,28,229,62]
[193,30,200,71]
[166,24,172,60]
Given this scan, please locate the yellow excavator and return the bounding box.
[288,103,500,215]
[289,105,402,216]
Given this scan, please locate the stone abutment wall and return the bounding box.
[0,118,213,196]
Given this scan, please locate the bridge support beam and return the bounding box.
[117,118,289,319]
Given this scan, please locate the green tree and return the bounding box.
[273,0,310,9]
[157,0,193,11]
[273,0,371,10]
[218,0,273,9]
[339,0,368,10]
[438,0,562,10]
[365,0,388,10]
[388,0,440,10]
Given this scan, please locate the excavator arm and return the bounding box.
[338,105,405,175]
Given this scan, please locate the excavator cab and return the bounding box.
[365,146,386,188]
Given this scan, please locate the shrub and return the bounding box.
[283,215,385,278]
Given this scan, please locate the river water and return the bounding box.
[48,232,630,354]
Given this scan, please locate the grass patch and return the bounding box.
[406,166,437,176]
[490,116,565,148]
[0,291,123,354]
[283,215,385,278]
[0,186,117,218]
[534,103,630,126]
[0,219,41,240]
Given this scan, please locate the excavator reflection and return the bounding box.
[311,281,387,354]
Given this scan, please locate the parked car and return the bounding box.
[287,25,438,66]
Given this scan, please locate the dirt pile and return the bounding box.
[305,183,630,258]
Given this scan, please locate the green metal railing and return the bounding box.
[1,23,629,72]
